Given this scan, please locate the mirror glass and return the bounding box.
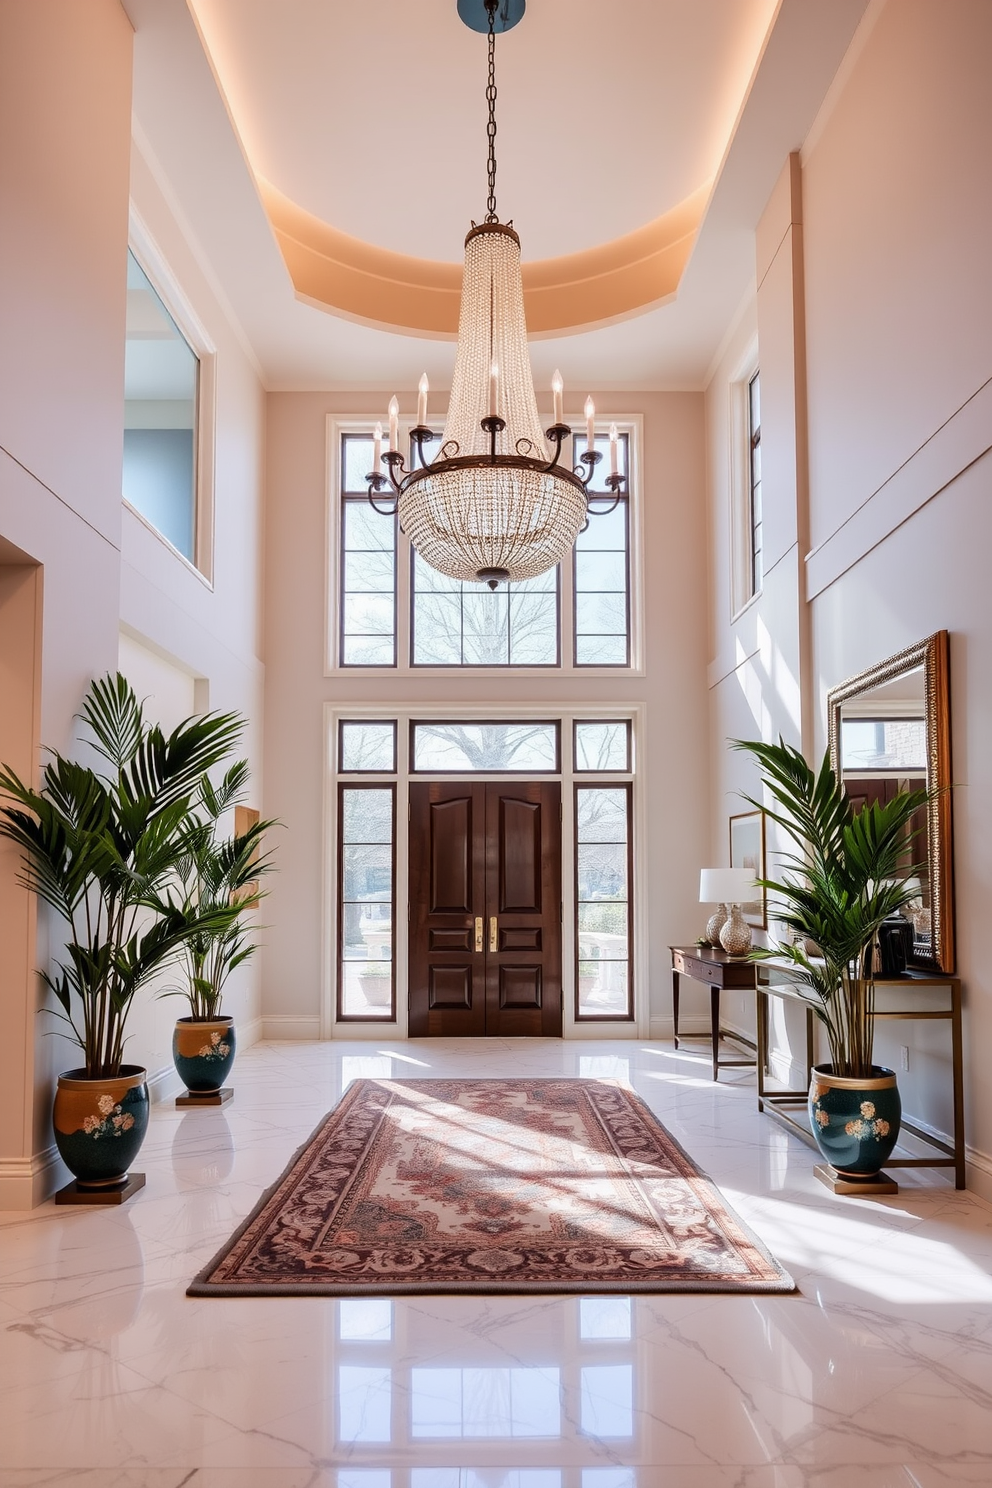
[828,633,954,974]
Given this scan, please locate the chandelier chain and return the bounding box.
[485,1,498,222]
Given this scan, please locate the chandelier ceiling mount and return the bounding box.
[367,0,624,589]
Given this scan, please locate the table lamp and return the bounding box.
[699,867,757,956]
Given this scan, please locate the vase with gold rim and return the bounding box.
[53,1066,149,1189]
[173,1014,236,1095]
[808,1065,901,1178]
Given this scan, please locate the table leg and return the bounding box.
[672,969,681,1048]
[755,985,768,1107]
[711,985,720,1081]
[951,981,966,1189]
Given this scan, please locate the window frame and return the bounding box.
[574,780,634,1023]
[336,781,397,1024]
[573,719,633,775]
[729,342,760,619]
[572,431,632,668]
[125,215,216,583]
[326,415,644,676]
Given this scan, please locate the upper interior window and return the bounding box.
[411,721,560,773]
[123,250,199,562]
[748,369,762,600]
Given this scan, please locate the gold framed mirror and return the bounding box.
[827,630,954,973]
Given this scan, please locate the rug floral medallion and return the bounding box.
[190,1079,794,1296]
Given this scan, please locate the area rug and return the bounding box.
[188,1079,794,1296]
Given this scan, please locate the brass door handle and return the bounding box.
[475,916,483,953]
[489,916,498,953]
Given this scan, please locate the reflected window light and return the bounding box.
[579,1056,630,1083]
[339,1473,392,1488]
[582,1470,637,1488]
[341,1054,393,1090]
[579,1295,632,1340]
[411,1367,560,1439]
[340,1298,393,1341]
[411,1472,460,1488]
[580,1364,634,1438]
[338,1365,391,1443]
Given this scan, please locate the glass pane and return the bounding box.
[576,634,628,666]
[576,789,628,841]
[577,845,627,901]
[339,958,393,1019]
[413,722,559,772]
[577,503,626,551]
[340,722,396,772]
[577,961,629,1017]
[575,722,630,772]
[461,589,509,666]
[342,790,393,842]
[578,901,629,939]
[343,844,392,902]
[341,905,392,962]
[344,549,394,592]
[123,250,198,561]
[344,500,394,552]
[343,594,395,637]
[575,552,627,591]
[841,717,927,771]
[509,593,559,664]
[413,594,463,664]
[575,593,628,635]
[342,635,395,667]
[342,435,379,494]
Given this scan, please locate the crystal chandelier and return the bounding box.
[367,0,624,588]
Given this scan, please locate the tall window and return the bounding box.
[575,782,633,1021]
[123,250,200,563]
[336,427,633,670]
[337,783,396,1020]
[339,434,397,666]
[748,369,762,599]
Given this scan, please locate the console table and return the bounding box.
[670,945,759,1081]
[757,964,966,1189]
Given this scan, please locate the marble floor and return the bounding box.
[2,1037,991,1487]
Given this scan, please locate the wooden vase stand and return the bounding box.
[814,1163,898,1196]
[56,1172,146,1205]
[176,1087,233,1108]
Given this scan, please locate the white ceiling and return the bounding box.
[123,0,871,392]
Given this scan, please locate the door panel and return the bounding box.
[409,779,561,1037]
[409,783,486,1036]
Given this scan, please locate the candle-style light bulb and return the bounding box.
[609,422,619,476]
[388,395,399,453]
[584,396,596,454]
[489,360,499,419]
[551,368,564,426]
[417,373,429,428]
[372,421,382,472]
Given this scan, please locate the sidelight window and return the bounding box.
[338,784,396,1020]
[575,785,633,1020]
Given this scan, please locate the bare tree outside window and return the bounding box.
[411,721,559,772]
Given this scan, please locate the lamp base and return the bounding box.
[719,903,752,957]
[704,904,727,947]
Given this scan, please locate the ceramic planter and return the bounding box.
[173,1015,236,1094]
[53,1066,149,1189]
[808,1065,901,1177]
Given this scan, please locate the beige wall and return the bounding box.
[705,0,992,1191]
[262,391,711,1039]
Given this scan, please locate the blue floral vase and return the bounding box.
[53,1065,149,1188]
[173,1016,236,1095]
[808,1065,901,1178]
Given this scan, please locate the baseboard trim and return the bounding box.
[261,1015,322,1041]
[0,1143,66,1209]
[239,1016,263,1050]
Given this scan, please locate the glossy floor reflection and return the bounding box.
[2,1038,991,1486]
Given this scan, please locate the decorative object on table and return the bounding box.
[163,762,276,1107]
[0,674,245,1201]
[698,870,728,947]
[733,736,928,1194]
[364,0,625,589]
[730,809,767,927]
[189,1078,794,1297]
[699,868,756,955]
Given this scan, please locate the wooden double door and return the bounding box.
[408,780,562,1037]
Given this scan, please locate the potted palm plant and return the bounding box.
[164,762,275,1101]
[733,738,927,1188]
[0,674,245,1197]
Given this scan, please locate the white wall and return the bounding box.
[705,0,992,1192]
[261,391,711,1041]
[0,1,267,1205]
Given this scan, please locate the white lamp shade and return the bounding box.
[699,867,756,904]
